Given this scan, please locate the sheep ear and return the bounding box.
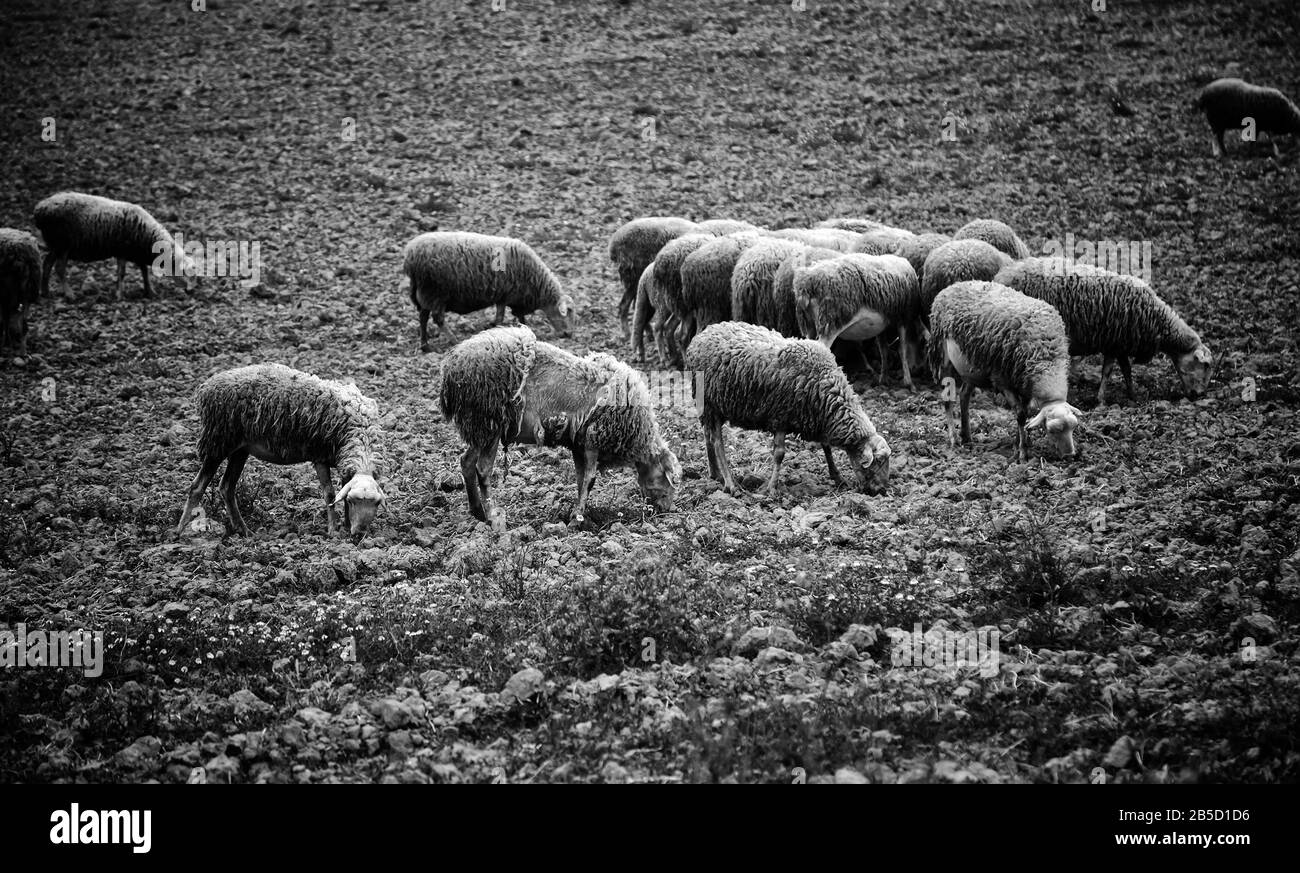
[332,480,353,505]
[1026,409,1048,429]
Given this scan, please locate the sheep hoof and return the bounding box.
[420,343,433,354]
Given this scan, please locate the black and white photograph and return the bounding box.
[0,0,1296,820]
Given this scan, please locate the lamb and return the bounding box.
[608,216,698,341]
[403,231,575,352]
[176,364,385,538]
[920,239,1012,324]
[992,257,1214,403]
[684,321,891,496]
[730,238,810,326]
[678,232,766,349]
[651,232,716,366]
[0,229,42,356]
[928,281,1081,461]
[1195,78,1300,159]
[953,218,1030,260]
[33,191,193,299]
[792,253,922,389]
[439,325,680,527]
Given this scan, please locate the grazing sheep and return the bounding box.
[678,232,765,349]
[953,218,1030,260]
[1196,77,1300,159]
[403,231,574,352]
[850,226,917,256]
[685,321,891,496]
[993,257,1214,403]
[769,247,840,338]
[33,191,193,299]
[439,325,680,527]
[176,364,385,538]
[730,238,809,326]
[769,227,861,252]
[653,232,716,366]
[0,229,42,355]
[920,239,1012,323]
[895,232,952,289]
[609,216,698,341]
[793,253,922,388]
[629,261,659,363]
[929,281,1081,461]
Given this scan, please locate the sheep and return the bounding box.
[850,226,917,256]
[697,219,760,234]
[815,217,893,233]
[920,239,1012,324]
[608,216,698,342]
[439,325,680,528]
[953,218,1030,260]
[730,238,810,326]
[769,247,840,338]
[993,257,1214,403]
[895,231,952,288]
[0,229,42,356]
[929,281,1081,461]
[652,232,716,367]
[629,261,659,363]
[684,321,891,496]
[792,253,922,389]
[176,364,385,538]
[33,191,193,299]
[677,231,766,349]
[769,227,861,252]
[403,231,574,352]
[1195,78,1300,159]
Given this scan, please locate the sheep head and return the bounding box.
[545,293,577,337]
[334,472,385,538]
[1173,344,1214,398]
[1027,400,1081,457]
[635,445,680,514]
[848,432,891,495]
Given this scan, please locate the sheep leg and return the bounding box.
[459,446,487,522]
[220,450,250,535]
[1210,127,1225,159]
[875,337,887,385]
[676,313,696,353]
[1098,356,1115,405]
[571,447,599,525]
[1117,356,1135,399]
[704,429,720,480]
[1015,406,1029,463]
[1069,356,1083,381]
[822,444,844,485]
[176,456,222,535]
[40,252,56,297]
[418,309,432,353]
[959,381,974,446]
[763,430,786,496]
[664,313,683,367]
[55,255,69,297]
[493,303,506,326]
[313,460,337,536]
[708,421,739,495]
[139,263,154,298]
[476,442,504,530]
[115,259,126,300]
[898,324,915,391]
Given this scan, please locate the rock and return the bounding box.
[387,730,414,754]
[229,689,273,718]
[754,647,802,667]
[823,640,860,662]
[162,602,190,618]
[834,767,869,784]
[1103,735,1135,769]
[295,707,332,728]
[838,624,877,650]
[1233,613,1277,643]
[733,626,804,657]
[204,753,240,782]
[116,736,162,768]
[370,698,413,729]
[601,540,626,560]
[500,667,544,704]
[600,761,629,783]
[419,669,450,694]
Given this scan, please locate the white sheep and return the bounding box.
[651,232,716,367]
[439,325,680,528]
[895,231,952,290]
[1196,77,1300,159]
[730,238,810,327]
[792,253,922,388]
[403,231,575,352]
[608,216,698,341]
[929,281,1081,461]
[176,364,386,538]
[33,191,193,299]
[920,238,1012,324]
[678,231,766,349]
[685,321,891,496]
[953,218,1030,260]
[993,257,1214,403]
[769,247,840,338]
[769,227,861,251]
[815,217,894,233]
[0,229,42,356]
[850,226,917,256]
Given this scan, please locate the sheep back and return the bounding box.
[771,247,840,337]
[793,253,920,343]
[404,231,564,317]
[653,233,714,320]
[921,238,1011,313]
[730,238,807,325]
[953,218,1030,260]
[439,324,538,449]
[680,233,763,324]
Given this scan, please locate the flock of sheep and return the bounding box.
[0,77,1294,539]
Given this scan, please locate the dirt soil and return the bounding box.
[1,0,1298,783]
